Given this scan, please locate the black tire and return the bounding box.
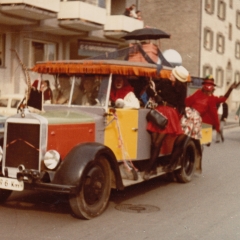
[175,140,196,183]
[69,156,111,219]
[0,189,12,203]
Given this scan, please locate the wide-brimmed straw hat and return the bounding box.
[172,66,189,82]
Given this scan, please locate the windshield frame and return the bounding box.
[49,73,112,112]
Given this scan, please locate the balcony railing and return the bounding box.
[0,0,144,39]
[104,15,144,38]
[0,0,59,21]
[58,1,106,31]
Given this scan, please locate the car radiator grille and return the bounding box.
[5,123,40,170]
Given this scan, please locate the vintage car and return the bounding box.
[0,94,23,116]
[0,51,212,219]
[0,94,23,136]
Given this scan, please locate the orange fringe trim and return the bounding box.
[32,62,191,82]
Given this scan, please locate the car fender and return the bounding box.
[52,142,124,190]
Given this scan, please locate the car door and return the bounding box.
[104,108,139,161]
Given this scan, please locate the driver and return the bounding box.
[53,74,79,104]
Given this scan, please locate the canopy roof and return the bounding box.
[32,59,174,79]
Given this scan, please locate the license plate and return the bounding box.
[0,177,24,191]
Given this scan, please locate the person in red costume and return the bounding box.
[110,75,140,109]
[185,75,239,133]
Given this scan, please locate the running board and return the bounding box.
[122,166,181,187]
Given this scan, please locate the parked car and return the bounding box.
[0,114,6,137]
[0,94,24,116]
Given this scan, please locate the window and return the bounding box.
[235,40,240,59]
[98,0,105,8]
[228,23,232,40]
[237,10,240,29]
[229,0,233,8]
[215,67,224,87]
[23,39,57,68]
[189,77,204,88]
[205,0,215,14]
[0,98,7,107]
[203,64,213,78]
[218,0,226,20]
[226,61,232,85]
[0,34,5,67]
[204,28,214,50]
[235,71,240,89]
[216,33,225,54]
[78,0,105,7]
[10,98,21,108]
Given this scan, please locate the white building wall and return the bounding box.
[201,0,240,111]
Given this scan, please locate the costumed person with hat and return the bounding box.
[185,75,239,136]
[110,75,140,109]
[27,79,42,111]
[41,80,53,104]
[143,66,189,180]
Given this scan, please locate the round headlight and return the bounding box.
[43,150,60,170]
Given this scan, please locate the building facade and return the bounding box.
[0,0,239,111]
[0,0,143,96]
[139,0,240,111]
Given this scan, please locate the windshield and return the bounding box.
[72,75,111,108]
[47,74,111,109]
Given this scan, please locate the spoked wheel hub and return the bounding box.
[83,166,105,205]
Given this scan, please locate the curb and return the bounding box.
[224,122,239,129]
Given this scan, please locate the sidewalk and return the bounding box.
[224,111,239,129]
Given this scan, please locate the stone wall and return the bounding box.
[138,0,202,77]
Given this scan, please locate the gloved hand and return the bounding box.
[146,85,156,98]
[146,86,162,103]
[230,81,240,89]
[115,98,125,108]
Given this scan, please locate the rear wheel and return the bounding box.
[175,140,196,183]
[69,156,111,219]
[0,189,12,203]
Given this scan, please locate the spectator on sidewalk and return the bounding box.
[235,104,240,125]
[216,100,228,143]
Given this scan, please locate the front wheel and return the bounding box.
[175,140,196,183]
[0,189,12,203]
[69,156,111,219]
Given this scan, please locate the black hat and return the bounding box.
[202,75,216,86]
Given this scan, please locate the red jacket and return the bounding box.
[185,89,226,132]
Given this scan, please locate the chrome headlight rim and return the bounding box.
[43,150,60,170]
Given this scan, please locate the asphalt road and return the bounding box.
[1,127,240,240]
